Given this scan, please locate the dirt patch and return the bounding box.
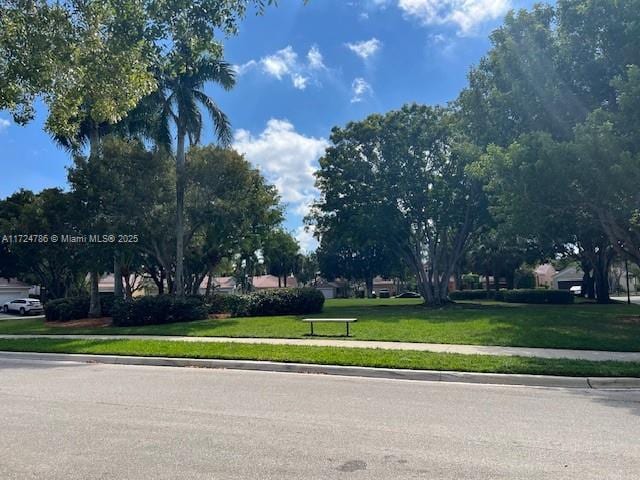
[208,313,231,319]
[617,316,640,325]
[46,317,113,328]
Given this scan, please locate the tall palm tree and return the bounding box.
[157,50,235,296]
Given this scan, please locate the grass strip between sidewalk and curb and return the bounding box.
[1,338,639,377]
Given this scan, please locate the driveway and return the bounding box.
[612,296,640,305]
[1,358,639,479]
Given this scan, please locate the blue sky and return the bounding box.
[0,0,545,251]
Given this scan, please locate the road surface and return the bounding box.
[1,358,639,479]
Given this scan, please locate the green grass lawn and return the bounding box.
[2,298,640,352]
[1,337,639,377]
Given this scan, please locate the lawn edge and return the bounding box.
[2,351,639,390]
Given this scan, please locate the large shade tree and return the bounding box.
[313,104,484,305]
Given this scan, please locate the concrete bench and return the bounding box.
[301,318,357,337]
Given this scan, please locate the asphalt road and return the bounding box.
[1,359,639,480]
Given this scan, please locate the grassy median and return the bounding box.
[1,337,639,377]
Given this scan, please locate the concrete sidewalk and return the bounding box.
[2,334,640,363]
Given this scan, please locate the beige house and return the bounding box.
[198,275,299,296]
[534,264,557,288]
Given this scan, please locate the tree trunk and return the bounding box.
[88,270,102,318]
[205,274,213,297]
[87,128,102,317]
[175,125,186,297]
[284,275,287,288]
[365,277,373,298]
[593,259,611,304]
[113,250,123,300]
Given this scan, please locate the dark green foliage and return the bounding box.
[515,271,536,289]
[99,293,115,317]
[44,293,116,321]
[206,293,249,316]
[450,290,505,301]
[112,296,208,326]
[501,289,574,305]
[205,288,325,317]
[44,296,90,322]
[244,288,325,316]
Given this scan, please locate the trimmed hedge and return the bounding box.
[112,296,208,326]
[449,290,504,301]
[501,289,574,305]
[44,293,116,322]
[44,296,90,322]
[206,288,325,317]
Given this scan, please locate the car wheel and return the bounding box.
[19,307,25,316]
[2,305,7,313]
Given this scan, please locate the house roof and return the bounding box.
[200,277,236,290]
[98,274,143,289]
[252,275,298,289]
[0,277,31,289]
[553,266,583,282]
[373,276,394,286]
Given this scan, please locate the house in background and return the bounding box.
[535,264,557,288]
[252,275,298,290]
[198,275,299,296]
[372,276,398,296]
[314,280,345,299]
[97,274,145,296]
[552,266,584,290]
[0,278,32,304]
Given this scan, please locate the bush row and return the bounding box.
[501,289,574,305]
[207,288,325,317]
[112,296,208,326]
[44,294,115,322]
[449,288,573,304]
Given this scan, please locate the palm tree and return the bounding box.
[156,49,235,296]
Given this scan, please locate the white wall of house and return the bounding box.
[0,286,31,304]
[318,287,335,299]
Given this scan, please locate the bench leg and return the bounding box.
[310,322,314,336]
[346,322,349,337]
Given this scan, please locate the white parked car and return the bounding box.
[569,285,582,296]
[2,298,44,315]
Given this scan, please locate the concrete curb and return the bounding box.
[2,351,639,389]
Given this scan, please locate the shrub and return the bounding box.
[449,290,492,301]
[100,293,115,317]
[44,296,90,322]
[501,289,574,305]
[112,295,208,326]
[205,293,246,316]
[205,288,324,317]
[244,288,325,316]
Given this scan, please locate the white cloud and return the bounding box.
[233,60,258,76]
[345,38,382,60]
[234,45,328,90]
[295,225,319,253]
[261,46,298,80]
[0,118,10,133]
[397,0,511,35]
[307,45,325,70]
[351,78,373,103]
[292,74,309,90]
[233,119,329,217]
